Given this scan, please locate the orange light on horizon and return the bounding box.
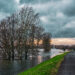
[51,38,75,45]
[34,38,75,45]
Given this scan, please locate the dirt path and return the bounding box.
[57,51,75,75]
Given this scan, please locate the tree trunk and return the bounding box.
[8,52,11,60]
[11,42,14,60]
[25,50,28,60]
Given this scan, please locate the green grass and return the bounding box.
[18,52,68,75]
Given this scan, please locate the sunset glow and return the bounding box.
[51,38,75,45]
[35,38,75,45]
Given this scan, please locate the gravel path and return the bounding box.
[57,51,75,75]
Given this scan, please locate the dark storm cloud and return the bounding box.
[20,0,61,4]
[55,28,75,37]
[17,0,75,37]
[0,0,75,37]
[0,0,18,13]
[0,0,19,20]
[62,0,75,16]
[20,0,51,4]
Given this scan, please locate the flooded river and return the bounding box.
[0,49,64,75]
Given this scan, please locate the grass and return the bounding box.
[18,52,68,75]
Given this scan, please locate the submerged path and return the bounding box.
[57,51,75,75]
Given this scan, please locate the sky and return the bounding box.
[36,38,75,45]
[51,38,75,45]
[0,0,75,38]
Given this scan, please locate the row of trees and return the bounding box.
[0,7,51,60]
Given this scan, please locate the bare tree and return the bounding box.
[35,26,44,47]
[0,6,46,60]
[43,33,51,52]
[18,7,41,59]
[0,19,12,60]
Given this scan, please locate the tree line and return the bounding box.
[0,7,51,60]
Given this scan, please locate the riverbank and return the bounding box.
[18,52,68,75]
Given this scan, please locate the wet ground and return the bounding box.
[57,51,75,75]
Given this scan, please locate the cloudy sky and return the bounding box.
[0,0,75,38]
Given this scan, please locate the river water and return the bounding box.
[0,49,64,75]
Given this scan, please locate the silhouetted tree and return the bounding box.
[43,33,51,52]
[0,6,47,60]
[35,26,44,47]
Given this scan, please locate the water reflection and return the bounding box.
[0,48,64,75]
[37,56,42,64]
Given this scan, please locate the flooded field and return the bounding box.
[0,49,64,75]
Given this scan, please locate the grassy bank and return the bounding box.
[18,52,68,75]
